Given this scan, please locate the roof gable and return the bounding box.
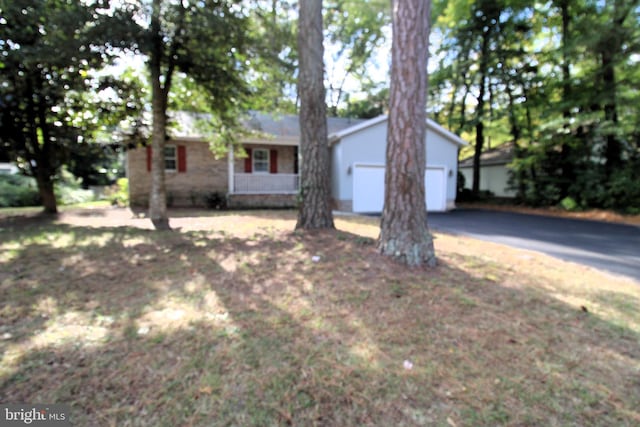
[328,115,468,147]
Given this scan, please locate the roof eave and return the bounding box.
[328,114,469,148]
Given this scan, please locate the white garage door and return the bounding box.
[352,164,447,213]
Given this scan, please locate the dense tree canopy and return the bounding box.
[0,0,134,213]
[431,0,640,211]
[2,0,638,214]
[124,0,250,229]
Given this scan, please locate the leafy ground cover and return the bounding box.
[1,208,639,426]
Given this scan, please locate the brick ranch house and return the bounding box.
[127,111,364,209]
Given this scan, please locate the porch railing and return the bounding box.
[233,173,299,194]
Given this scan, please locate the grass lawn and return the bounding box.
[1,208,639,426]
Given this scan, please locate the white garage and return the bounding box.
[352,164,447,213]
[329,115,467,213]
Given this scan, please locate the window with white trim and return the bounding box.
[253,148,269,173]
[164,145,177,171]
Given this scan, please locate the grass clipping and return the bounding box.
[0,208,639,426]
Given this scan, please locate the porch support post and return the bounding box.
[228,144,234,194]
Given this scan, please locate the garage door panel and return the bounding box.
[353,164,385,213]
[353,164,446,213]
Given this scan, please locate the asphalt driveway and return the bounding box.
[427,209,640,282]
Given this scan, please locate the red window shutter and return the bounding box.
[244,148,252,173]
[146,146,152,172]
[270,149,278,174]
[177,145,187,172]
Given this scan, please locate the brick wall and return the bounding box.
[128,141,298,208]
[228,194,298,209]
[128,139,228,207]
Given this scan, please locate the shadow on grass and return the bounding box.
[1,218,639,426]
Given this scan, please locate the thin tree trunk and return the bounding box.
[295,0,334,230]
[602,47,620,176]
[559,0,574,197]
[601,0,622,177]
[36,173,58,214]
[24,76,58,214]
[149,84,170,230]
[472,29,490,196]
[148,0,170,230]
[472,119,484,195]
[378,0,435,267]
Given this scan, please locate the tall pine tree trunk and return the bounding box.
[378,0,435,267]
[148,0,170,230]
[296,0,334,230]
[602,47,620,176]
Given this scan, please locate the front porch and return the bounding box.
[227,142,299,196]
[232,173,299,194]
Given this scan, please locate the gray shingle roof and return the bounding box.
[244,111,365,138]
[459,142,514,167]
[170,110,365,140]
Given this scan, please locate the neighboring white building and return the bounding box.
[459,143,516,198]
[328,115,467,213]
[0,162,18,174]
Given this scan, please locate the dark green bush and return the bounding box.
[604,166,640,212]
[205,192,227,209]
[54,169,94,205]
[0,174,41,207]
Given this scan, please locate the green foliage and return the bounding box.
[243,0,298,114]
[604,164,640,212]
[433,0,640,211]
[324,0,390,113]
[0,174,40,207]
[55,186,95,206]
[560,197,579,212]
[136,0,251,114]
[67,143,125,187]
[0,171,98,207]
[0,0,137,212]
[54,169,95,206]
[339,85,389,119]
[106,178,129,207]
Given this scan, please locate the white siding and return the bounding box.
[425,128,459,203]
[332,121,388,202]
[459,164,516,197]
[331,120,460,208]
